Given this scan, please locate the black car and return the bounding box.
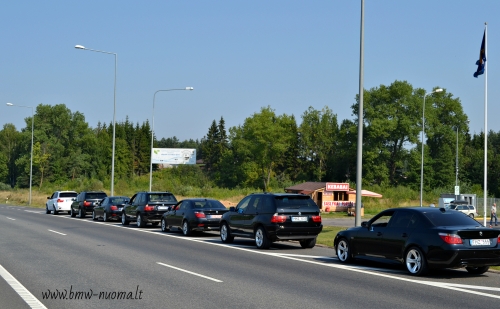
[70,191,108,218]
[334,207,500,276]
[161,198,228,235]
[121,191,177,228]
[219,193,323,249]
[92,196,130,222]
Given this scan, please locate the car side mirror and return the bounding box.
[361,221,369,228]
[47,197,50,199]
[229,206,236,212]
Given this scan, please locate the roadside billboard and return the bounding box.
[151,148,196,165]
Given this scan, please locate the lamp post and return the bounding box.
[149,87,194,191]
[6,103,33,205]
[75,45,117,195]
[455,120,470,201]
[420,88,443,207]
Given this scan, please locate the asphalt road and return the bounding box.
[1,204,500,309]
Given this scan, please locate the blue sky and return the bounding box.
[1,1,498,141]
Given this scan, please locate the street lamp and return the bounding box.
[455,120,470,200]
[420,88,443,207]
[149,87,194,191]
[75,45,117,195]
[6,103,34,205]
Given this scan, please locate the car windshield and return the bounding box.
[274,196,319,210]
[59,192,77,198]
[423,210,481,227]
[148,193,177,202]
[87,193,107,199]
[192,200,226,209]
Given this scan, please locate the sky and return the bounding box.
[1,1,498,142]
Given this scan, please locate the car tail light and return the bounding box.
[497,234,500,244]
[144,205,155,211]
[311,215,322,223]
[83,201,91,207]
[57,199,64,203]
[194,211,206,218]
[110,206,118,211]
[439,233,463,244]
[271,214,287,223]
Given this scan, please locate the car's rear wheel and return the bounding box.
[103,212,109,222]
[92,211,97,221]
[137,213,146,228]
[336,238,352,263]
[70,208,76,217]
[78,208,85,218]
[45,205,51,214]
[255,226,270,249]
[405,247,427,276]
[161,218,170,232]
[466,266,489,274]
[299,238,316,249]
[121,213,130,226]
[52,207,58,215]
[182,220,191,236]
[220,222,234,243]
[469,213,475,218]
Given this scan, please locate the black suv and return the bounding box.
[70,191,108,218]
[121,191,178,228]
[219,193,323,249]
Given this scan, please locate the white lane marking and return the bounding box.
[0,264,47,309]
[5,217,15,220]
[157,262,223,282]
[24,210,42,214]
[36,213,500,298]
[47,229,67,236]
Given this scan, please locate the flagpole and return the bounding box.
[483,22,488,226]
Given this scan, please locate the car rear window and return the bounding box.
[148,193,177,203]
[87,193,107,199]
[60,192,77,198]
[110,197,129,204]
[274,196,319,210]
[193,200,226,209]
[423,210,481,227]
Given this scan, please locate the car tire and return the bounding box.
[103,212,109,222]
[137,213,146,228]
[299,238,316,249]
[336,238,352,263]
[465,266,489,275]
[405,247,427,276]
[78,208,85,219]
[255,226,270,249]
[220,222,234,243]
[182,220,191,236]
[45,205,51,214]
[161,218,170,232]
[52,206,58,215]
[92,210,97,221]
[70,208,76,217]
[121,212,130,226]
[469,213,474,218]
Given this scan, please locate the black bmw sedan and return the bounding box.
[161,198,228,236]
[334,207,500,276]
[92,196,130,222]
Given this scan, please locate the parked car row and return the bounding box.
[46,191,324,250]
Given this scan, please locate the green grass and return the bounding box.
[316,226,347,248]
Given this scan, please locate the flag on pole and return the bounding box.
[474,30,486,78]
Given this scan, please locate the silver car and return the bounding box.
[46,191,78,215]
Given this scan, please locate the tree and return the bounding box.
[0,124,20,186]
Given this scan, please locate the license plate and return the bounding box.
[470,239,491,246]
[157,206,168,211]
[208,215,222,219]
[291,216,308,222]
